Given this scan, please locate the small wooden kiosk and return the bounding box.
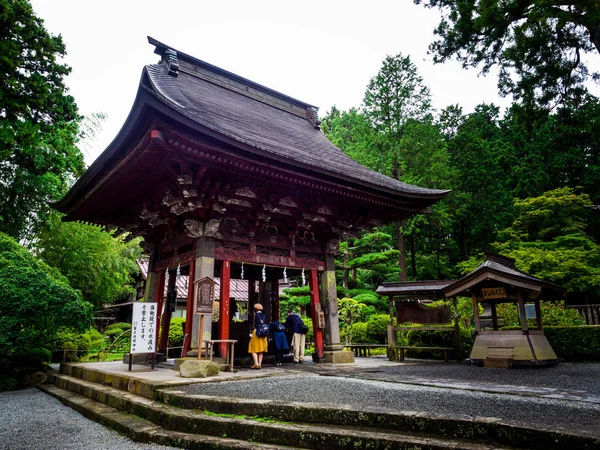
[444,251,566,368]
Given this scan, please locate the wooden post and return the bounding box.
[491,302,499,330]
[517,291,529,333]
[218,260,231,357]
[154,270,166,350]
[472,293,481,333]
[309,269,324,360]
[183,259,195,357]
[197,314,205,360]
[453,296,462,361]
[272,278,280,322]
[534,298,543,330]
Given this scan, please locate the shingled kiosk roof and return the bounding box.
[443,251,565,299]
[53,37,449,244]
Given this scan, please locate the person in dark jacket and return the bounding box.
[284,310,306,363]
[268,321,289,366]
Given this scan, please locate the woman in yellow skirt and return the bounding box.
[248,303,268,369]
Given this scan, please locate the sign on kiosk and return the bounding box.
[131,302,157,354]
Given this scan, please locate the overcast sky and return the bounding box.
[30,0,512,165]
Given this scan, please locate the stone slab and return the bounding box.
[322,350,355,364]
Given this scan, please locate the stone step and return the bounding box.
[42,374,509,450]
[157,387,598,450]
[39,384,297,450]
[58,363,197,399]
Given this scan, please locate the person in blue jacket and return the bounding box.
[284,310,307,364]
[268,320,289,366]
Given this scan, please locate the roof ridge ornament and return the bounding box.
[164,48,179,77]
[306,106,321,129]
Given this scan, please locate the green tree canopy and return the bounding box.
[36,214,143,308]
[415,0,600,108]
[490,188,600,303]
[0,0,85,241]
[0,232,93,368]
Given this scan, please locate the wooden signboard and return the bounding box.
[482,287,507,300]
[195,277,216,314]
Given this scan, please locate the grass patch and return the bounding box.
[204,410,293,424]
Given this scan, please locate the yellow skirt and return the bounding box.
[248,329,268,353]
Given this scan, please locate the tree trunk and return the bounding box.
[351,268,357,281]
[409,233,416,280]
[587,23,600,54]
[397,223,407,281]
[343,268,349,289]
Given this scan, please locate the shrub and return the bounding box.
[349,322,369,343]
[544,326,600,361]
[497,301,584,327]
[54,327,104,361]
[103,322,132,341]
[399,326,473,360]
[366,314,393,344]
[169,317,186,347]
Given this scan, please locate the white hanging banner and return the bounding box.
[130,302,158,354]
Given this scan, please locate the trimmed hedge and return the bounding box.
[544,326,600,362]
[402,327,474,360]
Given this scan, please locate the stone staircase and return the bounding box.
[39,364,599,450]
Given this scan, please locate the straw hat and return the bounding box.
[253,303,263,311]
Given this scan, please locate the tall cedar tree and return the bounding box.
[362,54,433,280]
[0,0,85,241]
[415,0,600,108]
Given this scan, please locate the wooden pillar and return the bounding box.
[183,258,196,356]
[309,269,324,360]
[319,254,343,351]
[154,269,166,350]
[192,237,215,352]
[472,293,481,333]
[517,291,529,333]
[453,296,463,361]
[534,298,543,330]
[159,268,176,353]
[491,302,499,330]
[218,260,231,357]
[272,278,280,322]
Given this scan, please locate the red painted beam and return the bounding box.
[309,269,324,360]
[159,270,176,353]
[219,260,231,357]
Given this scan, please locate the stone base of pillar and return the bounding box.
[322,350,355,364]
[323,344,345,352]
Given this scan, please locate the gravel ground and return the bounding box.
[179,371,600,437]
[0,388,177,450]
[341,360,600,395]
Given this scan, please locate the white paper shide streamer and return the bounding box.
[262,264,266,282]
[283,267,288,284]
[301,267,306,286]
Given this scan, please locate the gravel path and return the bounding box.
[179,372,600,437]
[0,388,177,450]
[341,360,600,395]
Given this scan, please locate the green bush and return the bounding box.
[169,318,186,347]
[349,322,369,343]
[399,326,474,360]
[104,322,132,340]
[366,314,392,344]
[54,327,104,361]
[544,326,600,361]
[497,301,584,327]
